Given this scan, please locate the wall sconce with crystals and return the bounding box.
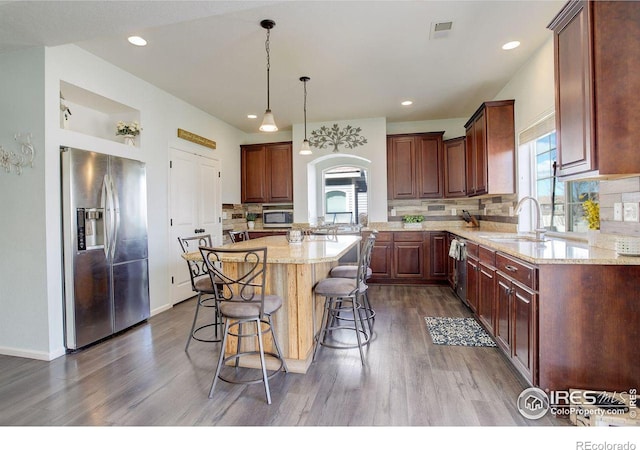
[0,133,35,175]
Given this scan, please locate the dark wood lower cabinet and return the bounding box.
[465,254,479,313]
[511,284,536,381]
[247,230,287,239]
[477,260,495,334]
[369,231,393,281]
[446,233,455,288]
[495,273,512,354]
[537,264,639,394]
[428,232,448,281]
[393,232,425,279]
[493,271,537,384]
[368,231,448,284]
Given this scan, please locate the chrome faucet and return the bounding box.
[515,196,546,241]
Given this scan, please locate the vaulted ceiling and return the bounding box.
[0,0,565,133]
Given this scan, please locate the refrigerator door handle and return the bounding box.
[101,175,110,258]
[102,174,116,259]
[109,174,121,261]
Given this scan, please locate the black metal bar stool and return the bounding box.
[328,230,377,332]
[312,234,376,365]
[178,235,223,351]
[199,246,288,404]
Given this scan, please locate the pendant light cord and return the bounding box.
[303,79,308,139]
[265,28,271,110]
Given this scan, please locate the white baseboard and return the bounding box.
[0,345,65,361]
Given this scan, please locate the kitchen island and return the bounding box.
[183,234,361,373]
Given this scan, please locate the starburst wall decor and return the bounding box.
[308,123,367,153]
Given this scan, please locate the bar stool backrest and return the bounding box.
[199,247,268,317]
[228,230,250,243]
[178,234,213,292]
[357,233,377,285]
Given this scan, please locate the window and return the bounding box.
[520,114,598,233]
[322,166,368,225]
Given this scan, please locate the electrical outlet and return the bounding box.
[614,203,623,221]
[623,202,640,222]
[509,206,514,216]
[222,211,228,219]
[451,208,457,216]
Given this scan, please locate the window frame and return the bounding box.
[519,112,598,238]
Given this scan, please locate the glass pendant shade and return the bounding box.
[259,109,278,132]
[299,139,312,155]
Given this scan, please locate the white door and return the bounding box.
[169,148,222,304]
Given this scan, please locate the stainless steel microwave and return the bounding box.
[262,209,294,228]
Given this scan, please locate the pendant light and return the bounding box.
[299,76,312,155]
[259,19,278,132]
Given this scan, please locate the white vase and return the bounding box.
[123,134,135,146]
[247,221,255,230]
[587,229,599,247]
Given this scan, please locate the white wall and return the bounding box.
[1,44,247,361]
[0,47,51,359]
[494,37,555,148]
[292,117,388,224]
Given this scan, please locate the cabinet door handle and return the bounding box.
[504,264,518,272]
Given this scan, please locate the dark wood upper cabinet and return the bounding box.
[241,142,293,203]
[387,132,444,200]
[416,134,444,198]
[548,0,640,178]
[443,136,466,198]
[464,100,515,196]
[386,136,417,199]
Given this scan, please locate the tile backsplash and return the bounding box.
[388,195,518,224]
[599,176,640,236]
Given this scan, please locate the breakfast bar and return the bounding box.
[182,234,361,373]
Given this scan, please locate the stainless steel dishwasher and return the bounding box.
[451,238,468,305]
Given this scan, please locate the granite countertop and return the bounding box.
[183,234,361,265]
[449,229,640,265]
[364,223,640,265]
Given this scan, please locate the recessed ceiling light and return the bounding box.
[502,41,520,50]
[401,100,413,106]
[127,36,147,46]
[247,114,258,119]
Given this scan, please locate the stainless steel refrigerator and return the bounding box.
[61,147,150,350]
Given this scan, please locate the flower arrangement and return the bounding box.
[116,121,142,136]
[246,213,257,222]
[582,199,600,230]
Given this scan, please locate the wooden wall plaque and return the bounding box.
[177,128,216,150]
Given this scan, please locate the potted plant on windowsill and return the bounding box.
[402,215,424,229]
[246,213,257,230]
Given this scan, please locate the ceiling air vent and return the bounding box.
[430,21,453,40]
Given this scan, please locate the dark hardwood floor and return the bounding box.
[0,285,567,427]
